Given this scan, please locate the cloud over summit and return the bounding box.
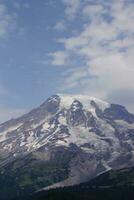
[50,0,134,111]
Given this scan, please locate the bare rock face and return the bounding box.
[0,94,134,199]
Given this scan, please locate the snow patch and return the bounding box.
[0,123,23,142]
[42,122,50,130]
[115,120,134,129]
[58,116,67,125]
[58,94,110,113]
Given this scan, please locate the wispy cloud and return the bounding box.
[62,0,81,20]
[0,3,17,38]
[59,67,88,91]
[54,21,66,31]
[49,51,68,66]
[12,1,30,10]
[49,0,134,111]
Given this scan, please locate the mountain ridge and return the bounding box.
[0,94,134,199]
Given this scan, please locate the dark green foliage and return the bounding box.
[88,167,134,187]
[20,186,134,200]
[1,155,134,200]
[0,148,73,200]
[23,167,134,200]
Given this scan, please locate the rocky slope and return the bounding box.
[0,94,134,199]
[26,167,134,200]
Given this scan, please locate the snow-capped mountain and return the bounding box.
[0,94,134,198]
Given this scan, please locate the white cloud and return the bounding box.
[49,51,68,66]
[83,4,103,18]
[88,51,134,95]
[53,0,134,111]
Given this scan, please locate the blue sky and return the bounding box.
[0,0,134,122]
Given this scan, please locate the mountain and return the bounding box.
[26,167,134,200]
[0,94,134,199]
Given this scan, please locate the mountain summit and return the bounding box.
[0,94,134,199]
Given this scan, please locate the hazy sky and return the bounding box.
[0,0,134,123]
